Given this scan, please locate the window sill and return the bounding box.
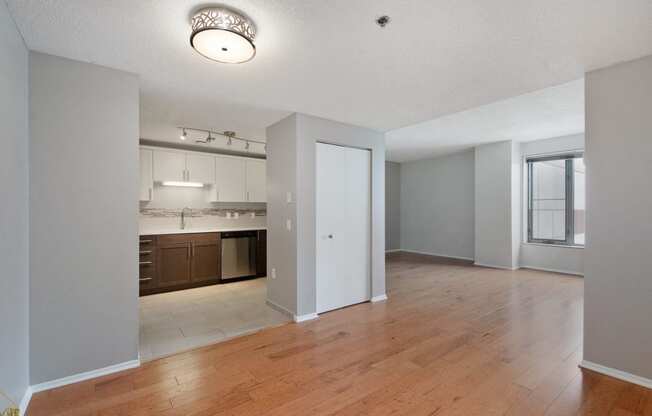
[522,242,584,250]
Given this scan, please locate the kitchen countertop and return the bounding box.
[140,226,267,236]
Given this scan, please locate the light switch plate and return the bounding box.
[286,191,293,203]
[286,219,292,231]
[271,268,276,279]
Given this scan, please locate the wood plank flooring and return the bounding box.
[27,252,651,415]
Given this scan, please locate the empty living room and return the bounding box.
[1,1,652,415]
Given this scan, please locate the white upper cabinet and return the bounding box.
[245,159,266,202]
[186,153,215,184]
[153,149,186,182]
[152,148,215,185]
[144,146,265,202]
[139,148,153,201]
[214,155,246,202]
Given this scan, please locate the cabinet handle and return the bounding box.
[139,261,153,265]
[139,278,153,282]
[140,239,153,244]
[139,250,152,254]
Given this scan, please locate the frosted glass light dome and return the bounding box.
[190,7,256,64]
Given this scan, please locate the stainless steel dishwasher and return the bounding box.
[221,231,257,280]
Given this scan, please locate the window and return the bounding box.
[527,153,585,246]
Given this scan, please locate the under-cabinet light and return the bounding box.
[161,181,204,188]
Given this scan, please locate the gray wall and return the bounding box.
[385,162,401,251]
[265,114,298,314]
[474,141,520,269]
[584,55,652,380]
[0,1,29,406]
[29,53,140,384]
[400,150,475,260]
[520,134,584,275]
[266,113,385,316]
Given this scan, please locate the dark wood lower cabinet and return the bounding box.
[139,235,158,291]
[140,231,245,296]
[157,241,191,288]
[190,234,221,283]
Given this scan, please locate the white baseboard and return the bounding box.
[294,313,319,323]
[265,299,295,320]
[520,265,583,276]
[30,358,141,394]
[580,360,652,389]
[394,249,474,262]
[473,262,518,270]
[19,386,32,415]
[371,294,388,302]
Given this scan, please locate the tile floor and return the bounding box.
[139,278,290,361]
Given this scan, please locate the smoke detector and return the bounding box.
[376,15,390,28]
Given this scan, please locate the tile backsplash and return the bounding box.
[139,184,266,233]
[140,207,266,218]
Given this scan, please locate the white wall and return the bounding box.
[266,113,385,317]
[400,150,475,260]
[520,134,584,275]
[584,55,652,381]
[29,53,140,384]
[0,1,29,407]
[385,161,401,251]
[474,141,519,269]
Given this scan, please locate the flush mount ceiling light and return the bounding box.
[190,6,256,64]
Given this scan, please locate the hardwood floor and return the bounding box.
[27,252,651,415]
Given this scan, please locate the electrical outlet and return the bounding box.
[271,268,276,279]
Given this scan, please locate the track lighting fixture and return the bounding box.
[177,127,264,152]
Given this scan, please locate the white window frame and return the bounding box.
[526,152,584,247]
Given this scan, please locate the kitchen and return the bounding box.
[137,131,288,360]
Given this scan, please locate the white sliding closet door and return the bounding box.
[316,142,371,313]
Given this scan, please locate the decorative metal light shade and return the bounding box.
[190,7,256,64]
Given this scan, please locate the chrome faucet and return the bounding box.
[181,207,191,229]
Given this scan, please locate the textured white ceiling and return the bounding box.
[6,0,652,147]
[386,79,584,162]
